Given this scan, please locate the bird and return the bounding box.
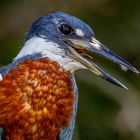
[0,11,139,140]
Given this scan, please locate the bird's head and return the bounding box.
[15,11,139,89]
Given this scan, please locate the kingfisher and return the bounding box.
[0,11,139,140]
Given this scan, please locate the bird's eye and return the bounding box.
[59,24,73,35]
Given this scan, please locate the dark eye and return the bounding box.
[59,24,74,35]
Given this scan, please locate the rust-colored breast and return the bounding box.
[0,58,74,140]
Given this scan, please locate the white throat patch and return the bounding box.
[14,37,86,73]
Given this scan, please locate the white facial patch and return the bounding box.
[14,37,86,73]
[0,74,3,81]
[14,37,64,60]
[76,29,84,37]
[41,51,86,73]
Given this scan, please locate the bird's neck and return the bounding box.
[14,37,85,73]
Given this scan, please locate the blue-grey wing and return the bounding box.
[0,65,6,139]
[59,74,79,140]
[0,128,4,140]
[0,66,9,77]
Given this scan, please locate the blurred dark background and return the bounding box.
[0,0,140,140]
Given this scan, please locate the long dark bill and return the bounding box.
[64,38,139,90]
[89,37,139,74]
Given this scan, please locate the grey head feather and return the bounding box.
[0,128,4,140]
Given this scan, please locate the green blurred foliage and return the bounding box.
[0,0,140,140]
